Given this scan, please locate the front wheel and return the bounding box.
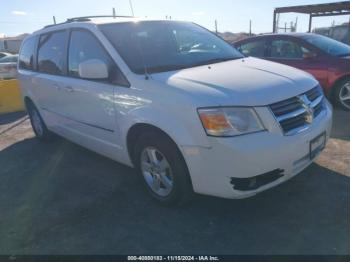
[134,132,193,206]
[334,78,350,111]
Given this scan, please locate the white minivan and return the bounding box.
[18,17,333,205]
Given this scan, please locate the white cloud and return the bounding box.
[192,11,206,16]
[11,11,27,16]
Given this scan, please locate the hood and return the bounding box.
[150,57,318,106]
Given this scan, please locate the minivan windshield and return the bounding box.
[99,21,243,74]
[302,34,350,57]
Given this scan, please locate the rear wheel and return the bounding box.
[134,132,193,206]
[334,78,350,111]
[27,102,53,141]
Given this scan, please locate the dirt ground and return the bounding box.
[0,109,349,255]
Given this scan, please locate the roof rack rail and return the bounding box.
[44,15,136,28]
[66,15,135,22]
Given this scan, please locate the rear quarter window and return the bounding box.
[19,37,37,70]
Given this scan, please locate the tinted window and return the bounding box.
[302,34,350,57]
[68,30,128,86]
[238,40,266,57]
[19,37,36,70]
[38,31,67,75]
[268,39,310,59]
[100,21,243,74]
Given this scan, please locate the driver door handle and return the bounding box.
[63,86,74,92]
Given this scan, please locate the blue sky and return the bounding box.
[1,0,349,36]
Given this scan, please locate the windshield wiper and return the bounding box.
[337,53,350,57]
[145,64,190,74]
[134,57,242,74]
[193,57,241,67]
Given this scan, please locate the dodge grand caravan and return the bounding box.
[18,17,333,205]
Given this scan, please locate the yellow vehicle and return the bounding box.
[0,79,24,114]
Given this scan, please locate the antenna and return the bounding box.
[53,16,57,24]
[113,8,116,18]
[129,0,135,16]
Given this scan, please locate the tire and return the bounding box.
[133,131,193,206]
[333,78,350,111]
[27,102,54,141]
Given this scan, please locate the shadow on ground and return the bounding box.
[0,137,349,255]
[0,111,27,125]
[330,108,350,141]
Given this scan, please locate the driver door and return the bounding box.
[56,29,129,159]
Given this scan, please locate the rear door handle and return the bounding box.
[53,84,61,90]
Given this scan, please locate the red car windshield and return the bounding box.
[302,34,350,57]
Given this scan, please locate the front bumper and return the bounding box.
[181,101,333,199]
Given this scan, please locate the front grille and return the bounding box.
[306,87,321,101]
[314,101,323,117]
[270,86,324,135]
[270,97,301,116]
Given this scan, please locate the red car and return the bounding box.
[234,33,350,110]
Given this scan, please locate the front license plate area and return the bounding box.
[310,132,326,160]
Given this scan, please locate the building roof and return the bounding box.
[274,1,350,17]
[0,34,29,41]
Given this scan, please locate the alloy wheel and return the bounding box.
[339,82,350,109]
[140,147,174,197]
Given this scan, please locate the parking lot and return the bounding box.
[0,108,349,255]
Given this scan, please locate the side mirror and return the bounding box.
[303,52,317,60]
[79,59,108,79]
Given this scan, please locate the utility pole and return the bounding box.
[53,16,56,24]
[113,8,116,18]
[277,13,280,32]
[308,15,313,33]
[249,20,252,36]
[215,19,218,35]
[129,0,135,16]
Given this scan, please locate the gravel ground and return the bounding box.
[0,109,349,255]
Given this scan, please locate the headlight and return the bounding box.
[198,107,265,137]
